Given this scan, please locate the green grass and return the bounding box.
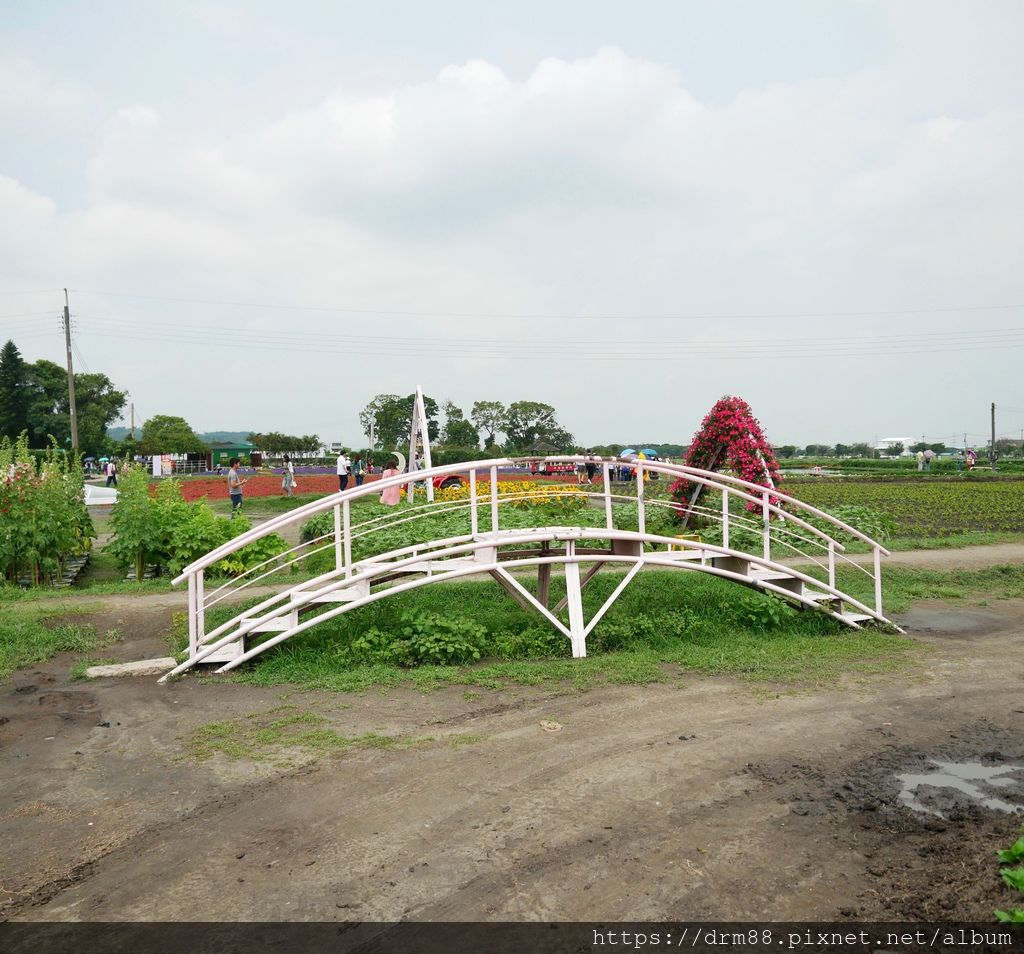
[69,656,119,680]
[838,562,1024,613]
[176,570,923,694]
[208,492,332,516]
[0,605,119,681]
[182,709,406,761]
[884,531,1024,551]
[0,576,175,603]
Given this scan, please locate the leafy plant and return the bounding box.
[494,625,569,659]
[1001,867,1024,892]
[995,909,1024,922]
[998,835,1024,865]
[347,611,486,667]
[0,433,94,585]
[995,827,1024,922]
[107,472,288,579]
[735,593,794,630]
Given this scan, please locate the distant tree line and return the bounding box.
[358,395,575,453]
[247,432,322,455]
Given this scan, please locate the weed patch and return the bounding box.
[181,709,404,762]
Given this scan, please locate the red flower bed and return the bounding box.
[177,474,381,502]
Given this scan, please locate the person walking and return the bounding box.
[336,449,351,491]
[352,453,365,487]
[105,458,118,488]
[227,457,247,513]
[379,456,402,506]
[281,454,295,496]
[584,455,596,484]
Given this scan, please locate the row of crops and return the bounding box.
[791,479,1024,537]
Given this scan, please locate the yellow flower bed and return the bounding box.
[422,480,586,508]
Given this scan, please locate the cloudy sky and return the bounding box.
[2,0,1022,449]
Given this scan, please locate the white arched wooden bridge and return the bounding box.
[160,457,901,682]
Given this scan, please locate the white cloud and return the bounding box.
[0,28,1022,443]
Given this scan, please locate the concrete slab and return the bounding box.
[85,657,177,678]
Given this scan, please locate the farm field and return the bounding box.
[791,478,1024,537]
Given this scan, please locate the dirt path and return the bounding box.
[1,597,1022,922]
[786,541,1024,572]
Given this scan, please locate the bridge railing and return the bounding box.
[172,456,891,661]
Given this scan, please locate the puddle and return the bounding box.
[896,759,1024,818]
[896,605,1009,637]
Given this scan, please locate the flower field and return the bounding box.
[175,474,378,502]
[792,479,1024,537]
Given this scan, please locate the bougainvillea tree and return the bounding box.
[670,396,783,524]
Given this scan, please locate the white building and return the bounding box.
[873,437,916,456]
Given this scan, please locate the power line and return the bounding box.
[76,323,1024,361]
[0,289,61,296]
[68,287,1024,322]
[76,313,1024,351]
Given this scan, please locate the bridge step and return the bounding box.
[200,638,244,663]
[749,569,804,595]
[711,555,750,577]
[839,612,876,626]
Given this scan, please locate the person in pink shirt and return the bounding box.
[379,457,402,506]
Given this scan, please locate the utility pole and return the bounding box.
[63,288,79,451]
[991,402,997,469]
[129,402,135,440]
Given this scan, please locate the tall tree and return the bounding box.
[23,358,126,455]
[503,401,572,451]
[0,340,30,439]
[441,401,479,448]
[359,393,439,449]
[470,400,508,449]
[140,415,207,454]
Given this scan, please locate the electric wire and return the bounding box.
[68,287,1024,322]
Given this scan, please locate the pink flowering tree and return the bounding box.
[670,396,782,523]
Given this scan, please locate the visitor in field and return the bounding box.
[379,456,402,506]
[282,454,295,496]
[585,455,597,483]
[352,453,365,487]
[105,458,118,487]
[227,458,246,513]
[916,449,925,471]
[923,448,935,471]
[337,449,351,491]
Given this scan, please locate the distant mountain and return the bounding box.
[198,431,253,444]
[106,428,254,445]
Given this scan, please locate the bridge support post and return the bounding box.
[564,545,587,658]
[537,541,551,608]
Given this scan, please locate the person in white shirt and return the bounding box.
[336,450,351,491]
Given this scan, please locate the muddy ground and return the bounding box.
[1,595,1023,922]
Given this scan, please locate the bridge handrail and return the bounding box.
[172,455,886,585]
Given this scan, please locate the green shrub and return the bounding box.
[347,611,486,666]
[494,625,570,659]
[108,474,288,580]
[0,434,94,585]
